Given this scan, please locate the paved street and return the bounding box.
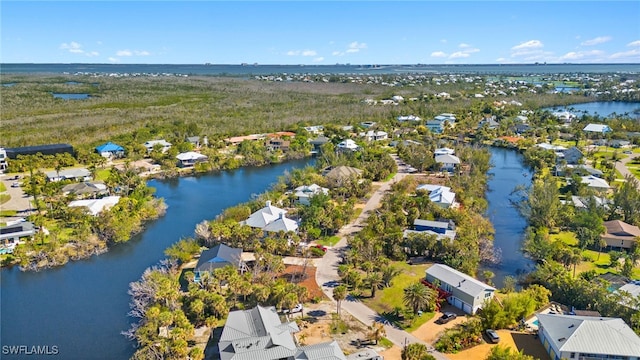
[615,152,640,189]
[315,158,449,359]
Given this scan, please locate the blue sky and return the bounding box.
[2,1,639,64]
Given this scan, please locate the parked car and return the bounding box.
[313,244,328,252]
[280,303,303,314]
[11,182,20,188]
[436,312,457,324]
[485,329,500,343]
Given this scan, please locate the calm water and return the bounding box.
[481,147,536,287]
[545,101,640,119]
[52,93,91,100]
[0,159,311,360]
[2,63,639,76]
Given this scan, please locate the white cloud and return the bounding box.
[627,40,640,47]
[313,57,324,62]
[610,49,640,60]
[108,57,119,63]
[86,51,100,57]
[346,41,367,53]
[449,51,470,59]
[60,41,84,53]
[116,49,150,57]
[302,50,317,56]
[134,50,150,56]
[116,50,133,57]
[581,36,611,46]
[512,40,543,50]
[440,39,447,43]
[458,43,470,48]
[287,49,317,57]
[430,51,447,58]
[496,57,508,62]
[332,51,342,56]
[559,50,605,61]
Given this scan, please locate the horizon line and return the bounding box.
[2,62,640,66]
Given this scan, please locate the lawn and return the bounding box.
[0,194,10,205]
[95,169,111,181]
[0,182,6,192]
[316,236,341,247]
[361,261,435,331]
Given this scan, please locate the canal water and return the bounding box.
[481,147,536,287]
[545,101,640,119]
[0,159,311,360]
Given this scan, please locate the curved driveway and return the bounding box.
[315,158,449,359]
[615,152,640,188]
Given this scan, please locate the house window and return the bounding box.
[570,353,575,359]
[485,292,491,298]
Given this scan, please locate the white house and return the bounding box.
[176,152,208,167]
[360,130,388,142]
[581,175,610,190]
[294,184,329,206]
[336,139,359,152]
[583,123,612,134]
[552,111,576,123]
[243,201,298,233]
[435,154,461,172]
[45,168,92,182]
[537,313,640,360]
[425,264,495,314]
[68,196,121,216]
[416,184,456,208]
[144,139,172,153]
[397,115,422,122]
[434,147,455,156]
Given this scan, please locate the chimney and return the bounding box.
[266,200,271,207]
[279,212,284,219]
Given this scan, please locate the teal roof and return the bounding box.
[95,142,124,152]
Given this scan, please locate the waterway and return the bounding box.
[481,147,536,288]
[0,159,311,360]
[545,101,640,120]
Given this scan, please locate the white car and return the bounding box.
[281,303,303,314]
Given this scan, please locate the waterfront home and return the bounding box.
[336,139,360,152]
[218,305,347,360]
[580,175,610,190]
[556,164,603,178]
[601,220,640,249]
[435,154,461,172]
[144,139,172,153]
[397,115,422,122]
[186,135,207,148]
[478,116,499,130]
[45,168,92,182]
[616,281,640,310]
[425,263,495,314]
[416,184,457,209]
[514,123,531,135]
[583,123,612,134]
[176,151,208,167]
[569,195,610,211]
[242,201,298,233]
[434,147,455,156]
[552,111,576,123]
[62,181,108,198]
[0,221,36,248]
[536,313,640,360]
[265,137,290,152]
[414,219,455,234]
[294,184,329,205]
[360,121,377,128]
[224,134,265,145]
[194,243,244,282]
[359,130,388,142]
[95,142,125,158]
[308,136,330,154]
[323,166,363,186]
[68,196,121,216]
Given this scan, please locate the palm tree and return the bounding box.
[367,322,386,345]
[403,283,437,314]
[366,272,384,298]
[333,285,347,317]
[401,343,431,360]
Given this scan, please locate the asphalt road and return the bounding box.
[315,157,450,360]
[615,152,640,188]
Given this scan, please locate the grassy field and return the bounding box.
[361,261,435,331]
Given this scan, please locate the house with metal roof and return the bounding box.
[95,142,125,158]
[580,175,610,190]
[62,181,108,198]
[416,184,457,209]
[144,139,172,153]
[68,196,121,216]
[218,305,346,360]
[194,244,244,282]
[537,313,640,360]
[45,168,92,182]
[425,263,495,314]
[583,123,612,134]
[434,154,461,172]
[242,201,298,233]
[294,184,329,206]
[0,221,36,248]
[176,151,208,167]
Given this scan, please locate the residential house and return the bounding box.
[416,184,456,209]
[294,184,329,206]
[45,168,92,182]
[243,201,298,233]
[68,196,121,216]
[360,130,388,142]
[514,123,531,135]
[144,139,172,153]
[601,220,640,249]
[224,134,265,146]
[610,139,631,148]
[434,148,455,156]
[323,166,363,186]
[303,125,324,135]
[397,115,422,122]
[336,139,359,152]
[425,263,495,314]
[426,120,446,134]
[570,195,610,211]
[616,281,640,310]
[360,121,377,128]
[390,140,422,147]
[537,313,640,360]
[405,218,456,242]
[308,136,330,154]
[95,142,125,158]
[176,152,208,167]
[194,244,244,283]
[219,305,347,360]
[556,164,603,178]
[0,147,7,170]
[583,123,612,134]
[478,116,499,130]
[580,175,610,190]
[62,181,108,198]
[0,221,36,248]
[435,154,461,172]
[552,111,576,123]
[561,146,583,165]
[266,138,290,152]
[186,136,208,149]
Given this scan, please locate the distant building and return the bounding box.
[336,139,359,152]
[68,196,121,216]
[144,139,172,153]
[176,152,208,167]
[45,168,92,182]
[0,147,7,170]
[194,244,245,283]
[95,142,125,158]
[601,220,640,249]
[5,143,74,159]
[294,184,329,206]
[583,123,612,134]
[0,221,36,248]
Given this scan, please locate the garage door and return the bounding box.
[462,303,472,314]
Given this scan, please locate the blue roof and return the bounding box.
[96,142,124,152]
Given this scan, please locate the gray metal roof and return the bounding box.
[537,313,640,357]
[195,244,242,273]
[426,264,495,298]
[295,341,347,360]
[45,168,91,180]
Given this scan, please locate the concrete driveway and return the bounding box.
[0,173,34,216]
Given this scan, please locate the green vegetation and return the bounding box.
[485,346,534,360]
[434,318,483,353]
